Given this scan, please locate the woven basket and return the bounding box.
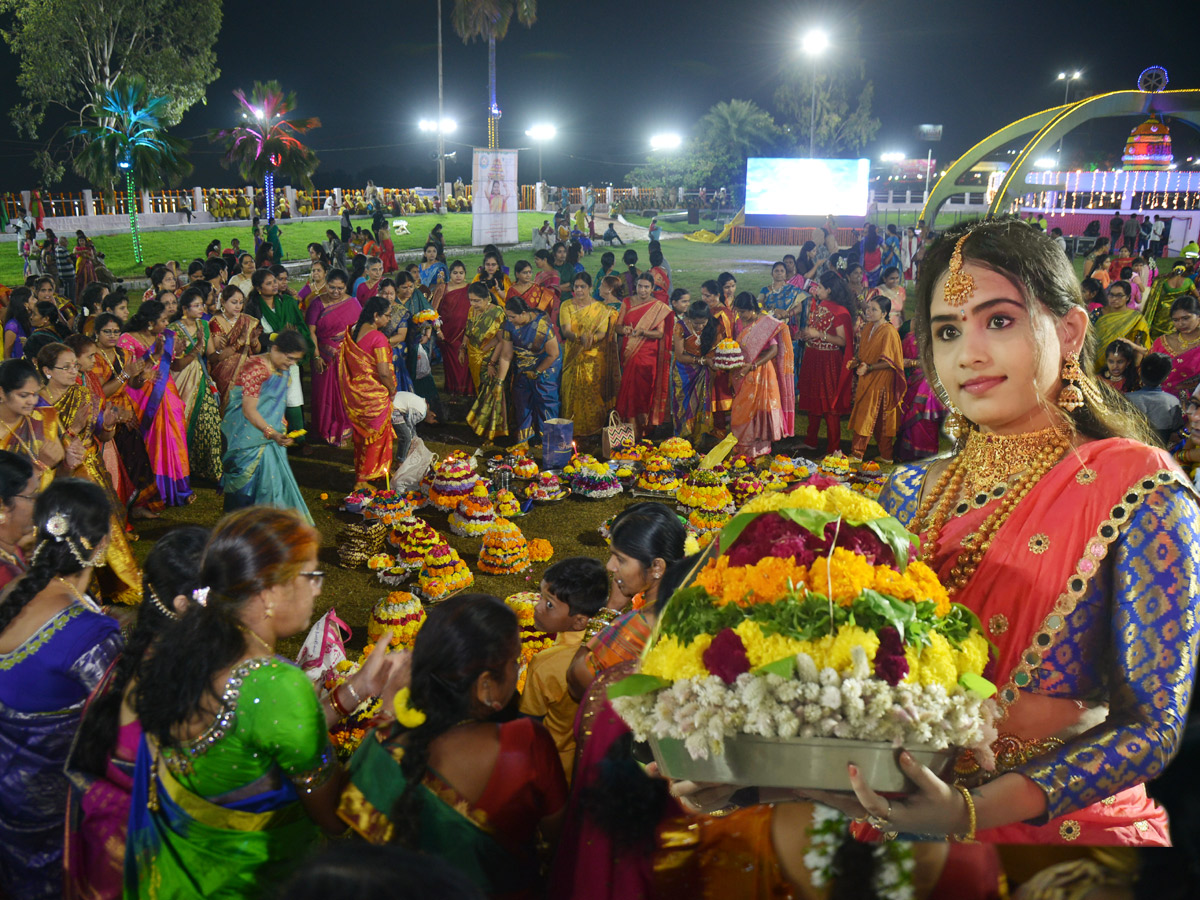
[336,520,388,569]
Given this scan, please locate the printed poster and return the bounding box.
[472,149,518,245]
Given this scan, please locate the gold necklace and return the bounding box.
[954,425,1066,500]
[1175,331,1200,351]
[238,623,275,656]
[57,575,101,613]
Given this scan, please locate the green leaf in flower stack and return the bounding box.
[853,589,917,644]
[959,672,997,698]
[607,674,671,698]
[863,515,918,572]
[753,656,796,678]
[776,507,840,537]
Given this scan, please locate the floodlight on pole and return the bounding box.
[801,29,830,158]
[1034,157,1058,170]
[419,118,457,203]
[880,151,905,163]
[1055,70,1082,152]
[525,124,557,186]
[650,132,682,151]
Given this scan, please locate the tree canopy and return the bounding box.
[0,0,220,183]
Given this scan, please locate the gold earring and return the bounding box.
[264,603,274,618]
[1058,352,1085,412]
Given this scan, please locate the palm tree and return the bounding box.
[699,99,780,161]
[210,81,321,220]
[451,0,539,148]
[72,75,191,263]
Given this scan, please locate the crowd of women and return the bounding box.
[2,218,1198,900]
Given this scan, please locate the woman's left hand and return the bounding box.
[856,363,869,377]
[797,752,964,836]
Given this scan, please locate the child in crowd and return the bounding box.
[1129,352,1183,445]
[409,323,443,424]
[1171,393,1200,490]
[519,557,610,781]
[1099,340,1140,393]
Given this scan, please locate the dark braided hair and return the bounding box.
[136,508,319,750]
[0,479,110,637]
[388,593,518,848]
[70,526,209,778]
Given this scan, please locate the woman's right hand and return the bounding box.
[313,357,326,375]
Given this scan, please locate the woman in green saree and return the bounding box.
[340,593,568,899]
[128,507,407,899]
[168,286,222,482]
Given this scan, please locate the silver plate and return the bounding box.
[649,734,956,795]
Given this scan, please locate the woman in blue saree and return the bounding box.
[418,242,448,307]
[493,298,561,444]
[220,331,313,524]
[0,479,123,900]
[671,300,716,442]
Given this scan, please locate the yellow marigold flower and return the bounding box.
[694,556,729,597]
[742,557,807,606]
[642,634,712,681]
[733,621,816,669]
[903,645,921,685]
[820,485,888,522]
[873,565,917,601]
[807,548,876,606]
[954,632,990,679]
[825,625,880,673]
[904,561,952,616]
[740,485,825,515]
[917,632,958,690]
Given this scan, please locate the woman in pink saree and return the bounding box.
[729,292,794,458]
[305,268,360,445]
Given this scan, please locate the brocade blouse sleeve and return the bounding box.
[1016,481,1200,821]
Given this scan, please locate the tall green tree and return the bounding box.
[451,0,539,147]
[71,75,191,263]
[699,99,780,162]
[0,0,220,183]
[210,82,321,221]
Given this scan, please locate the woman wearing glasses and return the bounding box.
[128,507,408,897]
[34,341,141,605]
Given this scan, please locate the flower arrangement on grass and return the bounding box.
[610,485,997,765]
[506,592,557,691]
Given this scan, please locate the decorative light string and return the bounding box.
[126,171,143,263]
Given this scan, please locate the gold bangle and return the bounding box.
[952,784,977,842]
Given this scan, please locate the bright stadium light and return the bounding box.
[802,29,830,55]
[650,132,682,151]
[1034,157,1058,169]
[880,151,905,163]
[525,124,557,184]
[419,118,456,133]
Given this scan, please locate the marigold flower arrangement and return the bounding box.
[418,545,474,600]
[609,439,643,462]
[610,484,998,773]
[367,592,426,647]
[677,469,733,512]
[528,538,554,563]
[659,437,695,460]
[478,518,531,574]
[505,592,556,691]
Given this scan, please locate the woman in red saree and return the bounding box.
[700,280,735,436]
[729,292,794,458]
[506,259,560,337]
[437,261,473,396]
[337,297,396,491]
[615,273,673,437]
[208,285,262,409]
[305,269,360,445]
[847,294,905,462]
[788,222,1200,851]
[796,271,855,454]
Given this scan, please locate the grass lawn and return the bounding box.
[623,212,713,235]
[2,212,549,285]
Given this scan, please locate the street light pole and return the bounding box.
[801,30,829,158]
[436,0,445,207]
[1056,70,1081,155]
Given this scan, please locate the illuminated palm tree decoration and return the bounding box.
[73,75,191,263]
[211,81,321,221]
[452,0,539,148]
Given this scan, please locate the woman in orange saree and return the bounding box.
[90,313,152,510]
[700,280,735,436]
[337,297,396,491]
[506,259,559,322]
[847,294,905,463]
[728,292,794,458]
[614,274,673,436]
[791,222,1200,850]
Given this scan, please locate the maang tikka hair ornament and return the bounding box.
[942,232,976,315]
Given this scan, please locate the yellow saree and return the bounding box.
[560,300,611,436]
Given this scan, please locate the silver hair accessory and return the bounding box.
[146,585,178,620]
[192,587,210,607]
[46,513,69,541]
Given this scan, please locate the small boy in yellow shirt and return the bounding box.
[519,557,609,781]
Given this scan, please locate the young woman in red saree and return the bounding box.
[614,274,673,437]
[779,222,1200,852]
[437,261,473,396]
[729,292,794,458]
[796,271,855,453]
[700,280,735,436]
[337,297,395,491]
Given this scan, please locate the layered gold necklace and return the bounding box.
[914,425,1071,595]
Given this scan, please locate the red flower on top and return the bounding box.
[726,515,895,568]
[873,626,909,686]
[702,628,752,684]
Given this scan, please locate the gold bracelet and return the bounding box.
[952,784,977,842]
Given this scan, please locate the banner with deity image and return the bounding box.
[471,148,519,245]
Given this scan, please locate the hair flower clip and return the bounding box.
[45,513,69,541]
[192,587,210,607]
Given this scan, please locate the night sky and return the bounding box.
[1,0,1199,191]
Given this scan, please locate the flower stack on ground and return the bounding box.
[768,455,796,480]
[524,471,566,501]
[729,471,765,507]
[637,453,681,494]
[609,440,643,463]
[428,452,478,510]
[528,538,554,563]
[505,591,556,691]
[388,516,444,569]
[342,489,372,513]
[494,488,522,518]
[569,459,623,499]
[677,468,733,514]
[513,456,540,479]
[818,451,852,479]
[418,544,474,600]
[659,437,695,463]
[478,518,531,574]
[362,489,411,525]
[610,484,996,761]
[449,483,498,537]
[368,591,427,648]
